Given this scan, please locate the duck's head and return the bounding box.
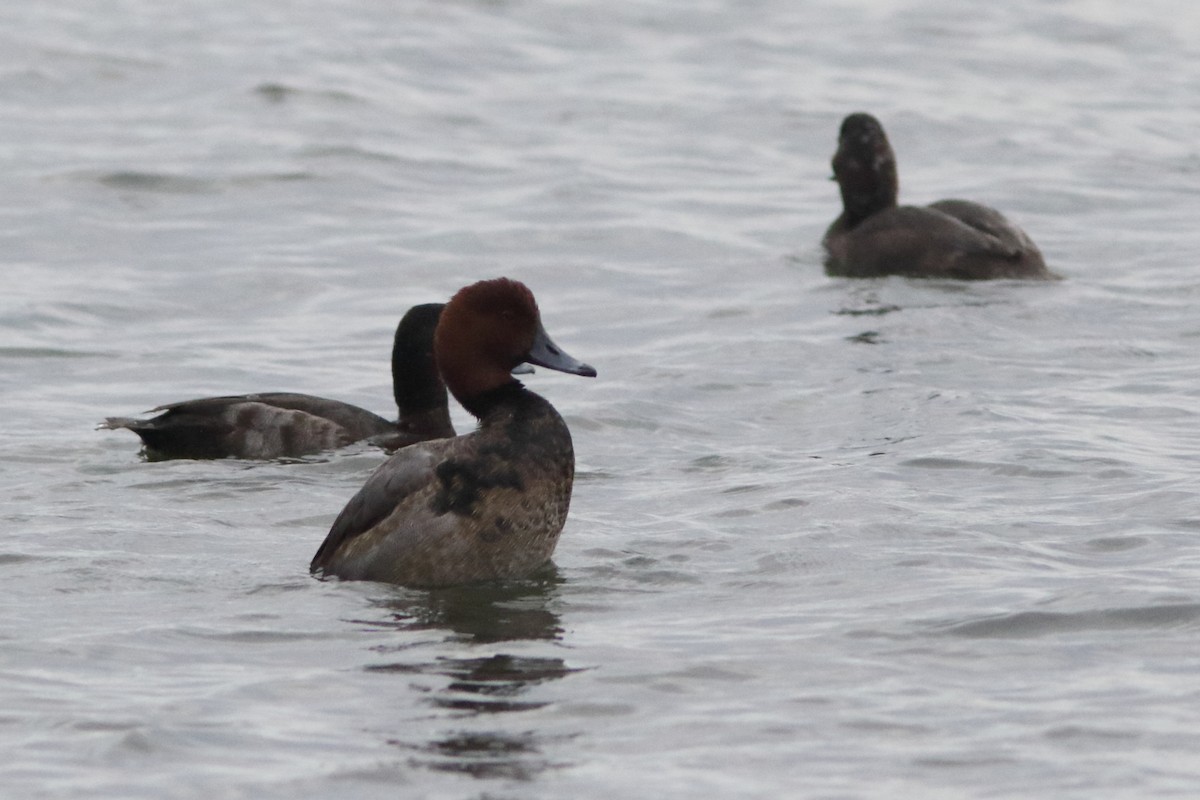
[435,278,595,412]
[831,112,899,226]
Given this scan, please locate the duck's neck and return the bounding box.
[392,354,447,420]
[458,380,532,422]
[835,145,899,229]
[840,181,896,228]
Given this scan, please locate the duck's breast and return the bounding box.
[312,393,576,587]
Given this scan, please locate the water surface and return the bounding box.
[3,1,1200,797]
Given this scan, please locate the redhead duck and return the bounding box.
[101,303,454,460]
[310,277,596,587]
[823,113,1057,280]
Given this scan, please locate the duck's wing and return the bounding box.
[309,438,456,574]
[927,200,1054,279]
[146,393,393,439]
[927,200,1037,256]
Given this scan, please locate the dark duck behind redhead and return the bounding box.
[100,303,454,460]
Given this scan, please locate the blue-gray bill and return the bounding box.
[526,321,596,377]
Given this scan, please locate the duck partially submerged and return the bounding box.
[822,113,1057,280]
[310,277,596,588]
[100,303,454,460]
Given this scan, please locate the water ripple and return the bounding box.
[943,603,1200,639]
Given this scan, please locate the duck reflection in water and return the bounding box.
[357,567,580,781]
[360,564,566,646]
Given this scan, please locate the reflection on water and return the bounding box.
[356,567,579,781]
[410,730,559,781]
[430,654,579,714]
[360,564,566,644]
[367,654,580,714]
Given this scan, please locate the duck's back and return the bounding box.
[824,202,1054,280]
[311,388,575,587]
[102,393,395,460]
[367,410,456,454]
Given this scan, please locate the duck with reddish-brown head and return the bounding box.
[310,278,596,588]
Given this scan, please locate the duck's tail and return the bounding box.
[98,417,143,431]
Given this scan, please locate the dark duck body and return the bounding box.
[310,277,596,588]
[101,303,454,460]
[822,113,1057,280]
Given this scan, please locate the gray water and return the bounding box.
[3,0,1200,797]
